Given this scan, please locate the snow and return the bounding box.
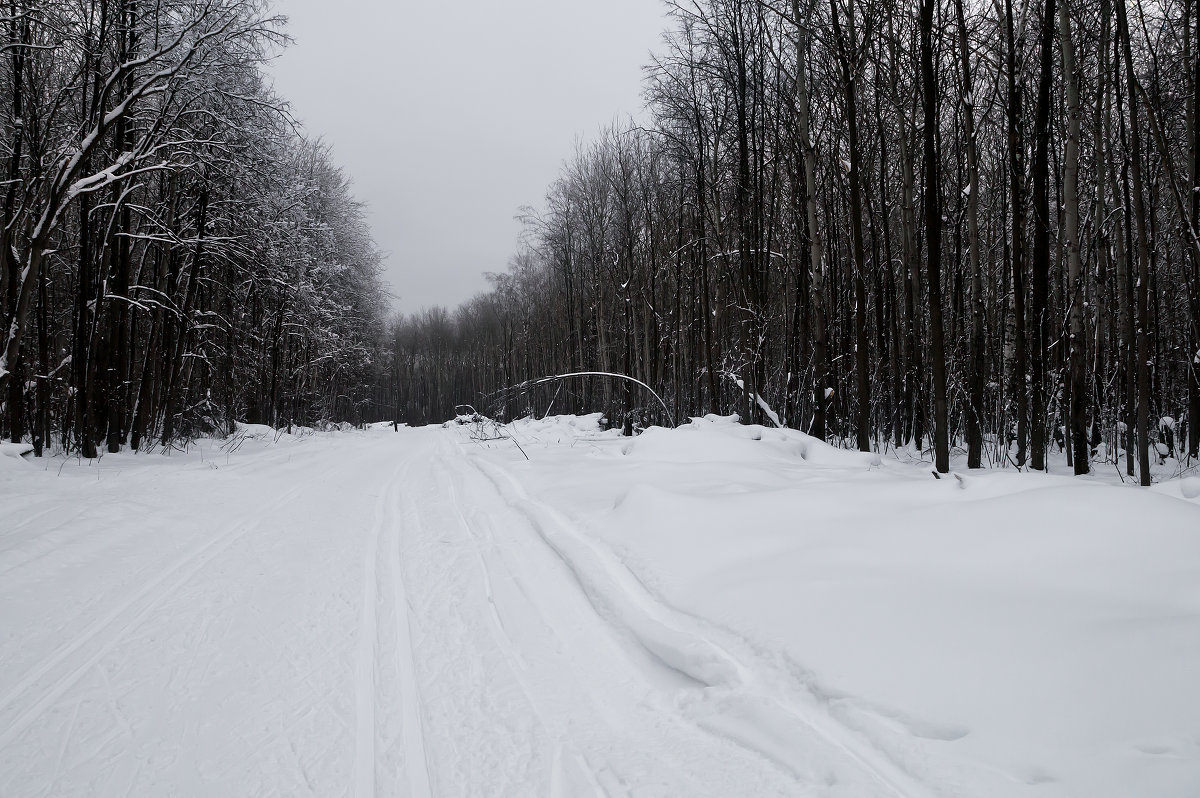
[0,442,34,462]
[466,416,1200,796]
[2,418,1198,796]
[726,374,786,427]
[231,420,282,440]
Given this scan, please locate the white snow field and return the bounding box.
[2,417,1199,798]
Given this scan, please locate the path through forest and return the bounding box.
[2,421,1198,797]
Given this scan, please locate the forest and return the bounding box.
[0,0,387,459]
[5,3,1200,794]
[6,0,1200,487]
[377,0,1200,484]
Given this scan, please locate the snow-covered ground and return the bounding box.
[1,417,1198,797]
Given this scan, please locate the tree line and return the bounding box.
[1,0,386,458]
[376,0,1200,483]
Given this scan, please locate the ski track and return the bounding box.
[353,472,382,798]
[424,456,610,796]
[0,519,248,751]
[0,426,952,796]
[466,446,938,798]
[0,474,314,753]
[356,458,433,798]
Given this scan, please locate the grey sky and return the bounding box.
[268,1,669,316]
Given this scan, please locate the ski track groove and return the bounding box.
[0,504,89,553]
[0,504,145,582]
[352,473,382,798]
[389,459,434,798]
[428,454,606,796]
[356,457,433,798]
[432,457,525,668]
[0,473,315,753]
[0,516,254,750]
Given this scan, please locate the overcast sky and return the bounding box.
[268,1,669,315]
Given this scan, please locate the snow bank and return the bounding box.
[1152,475,1200,502]
[366,420,406,430]
[0,442,33,460]
[512,412,608,435]
[1184,477,1200,500]
[470,414,1200,798]
[230,421,343,442]
[232,422,281,441]
[621,414,881,469]
[466,413,617,446]
[0,443,33,473]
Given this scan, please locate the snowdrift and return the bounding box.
[464,414,1200,798]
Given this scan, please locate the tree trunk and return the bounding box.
[1059,0,1089,474]
[1005,0,1030,467]
[921,0,950,473]
[1030,0,1057,472]
[1116,0,1154,485]
[955,0,986,468]
[830,0,871,452]
[793,0,827,441]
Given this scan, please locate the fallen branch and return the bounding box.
[496,371,676,428]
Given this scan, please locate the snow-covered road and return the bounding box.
[0,428,821,796]
[3,420,1199,797]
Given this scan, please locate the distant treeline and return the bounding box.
[374,0,1199,482]
[0,0,387,457]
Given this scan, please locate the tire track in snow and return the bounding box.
[468,453,940,798]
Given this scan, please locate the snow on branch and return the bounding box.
[723,372,785,428]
